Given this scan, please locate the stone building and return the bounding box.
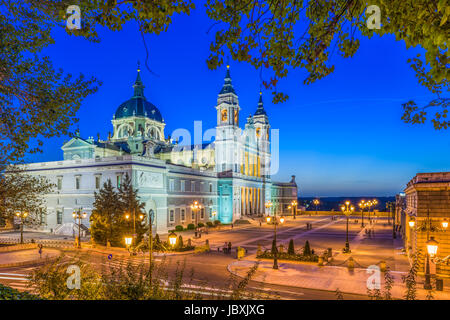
[403,172,450,277]
[20,65,298,235]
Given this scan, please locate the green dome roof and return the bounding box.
[114,68,163,122]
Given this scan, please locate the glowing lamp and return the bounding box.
[408,219,415,228]
[124,237,132,246]
[426,237,438,257]
[125,214,130,220]
[442,219,448,229]
[168,232,177,247]
[279,217,285,224]
[266,216,271,223]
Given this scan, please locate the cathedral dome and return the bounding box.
[114,97,163,122]
[114,66,163,122]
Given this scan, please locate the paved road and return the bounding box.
[0,216,376,299]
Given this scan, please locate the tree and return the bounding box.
[288,239,295,255]
[0,168,54,241]
[90,179,123,247]
[118,174,147,245]
[205,0,448,128]
[0,0,196,170]
[303,240,311,256]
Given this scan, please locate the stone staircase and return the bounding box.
[53,223,89,237]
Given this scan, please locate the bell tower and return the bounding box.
[215,65,240,173]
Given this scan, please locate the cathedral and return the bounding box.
[23,66,298,235]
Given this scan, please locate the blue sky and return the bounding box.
[25,5,449,197]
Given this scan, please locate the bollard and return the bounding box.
[205,239,210,251]
[379,260,386,272]
[279,244,284,254]
[327,248,332,257]
[347,257,355,270]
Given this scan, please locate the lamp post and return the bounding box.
[124,236,133,252]
[291,200,298,219]
[359,200,366,228]
[425,237,439,290]
[313,199,320,215]
[124,208,145,247]
[386,201,396,238]
[15,211,28,244]
[265,200,281,269]
[168,232,177,248]
[191,201,202,238]
[72,208,87,249]
[340,201,354,253]
[148,210,154,276]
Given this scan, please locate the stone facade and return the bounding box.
[403,172,450,277]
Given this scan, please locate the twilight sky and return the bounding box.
[25,5,450,197]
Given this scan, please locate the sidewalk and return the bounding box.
[228,258,450,300]
[0,248,61,268]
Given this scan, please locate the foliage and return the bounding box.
[0,283,41,300]
[335,288,344,300]
[119,174,147,244]
[197,222,205,228]
[0,168,54,228]
[90,174,147,247]
[383,266,394,300]
[257,250,319,262]
[214,220,221,225]
[402,250,420,300]
[187,223,195,230]
[288,239,295,255]
[206,221,214,227]
[90,179,124,247]
[303,240,311,256]
[175,225,184,231]
[205,0,448,128]
[29,254,269,300]
[176,235,184,249]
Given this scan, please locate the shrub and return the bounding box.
[303,240,311,256]
[206,221,214,227]
[176,235,184,249]
[187,223,195,230]
[214,220,221,225]
[288,239,295,255]
[175,225,184,232]
[198,222,204,228]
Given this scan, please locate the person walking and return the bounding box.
[38,244,43,259]
[228,242,232,254]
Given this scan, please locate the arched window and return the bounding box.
[118,124,132,138]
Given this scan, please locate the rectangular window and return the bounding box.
[200,208,204,219]
[181,209,185,222]
[181,180,185,192]
[191,181,195,192]
[169,210,174,223]
[192,210,195,220]
[209,183,213,193]
[57,177,62,190]
[57,210,63,224]
[75,176,80,190]
[117,175,122,188]
[95,176,100,189]
[169,179,175,192]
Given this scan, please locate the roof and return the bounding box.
[219,65,236,95]
[114,68,163,122]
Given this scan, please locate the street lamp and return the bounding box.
[424,237,439,290]
[266,216,271,223]
[313,199,320,215]
[359,200,366,228]
[340,201,354,253]
[15,211,28,244]
[124,236,133,250]
[124,209,145,246]
[191,200,203,238]
[442,219,448,229]
[290,200,298,219]
[279,216,285,224]
[72,208,87,249]
[409,218,415,228]
[168,232,177,247]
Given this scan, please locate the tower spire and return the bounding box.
[219,64,236,94]
[133,61,145,97]
[254,91,267,116]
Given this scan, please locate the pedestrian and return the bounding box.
[231,223,234,229]
[38,244,43,259]
[259,221,262,227]
[224,242,227,253]
[228,242,232,254]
